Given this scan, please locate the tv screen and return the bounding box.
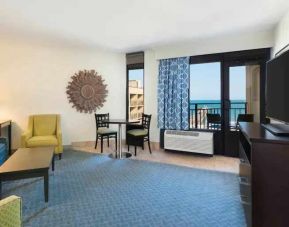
[266,49,289,123]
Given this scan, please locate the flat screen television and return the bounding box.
[264,49,289,135]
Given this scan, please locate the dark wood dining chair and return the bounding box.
[236,114,254,129]
[126,114,152,156]
[207,113,221,130]
[95,113,117,153]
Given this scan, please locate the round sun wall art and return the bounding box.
[66,70,108,113]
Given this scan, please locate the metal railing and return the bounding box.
[190,102,247,129]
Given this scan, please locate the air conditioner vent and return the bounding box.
[166,130,199,137]
[164,130,213,155]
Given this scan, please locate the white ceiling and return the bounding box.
[1,0,289,52]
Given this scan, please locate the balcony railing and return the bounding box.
[190,101,247,129]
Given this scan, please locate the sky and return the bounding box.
[128,69,143,88]
[190,63,246,100]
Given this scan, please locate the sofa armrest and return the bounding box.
[0,195,22,227]
[21,131,32,148]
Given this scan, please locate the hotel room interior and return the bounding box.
[1,0,289,226]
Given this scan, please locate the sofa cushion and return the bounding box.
[27,135,58,147]
[33,115,57,136]
[0,143,7,165]
[0,143,5,151]
[127,129,148,137]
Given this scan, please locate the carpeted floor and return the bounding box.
[2,149,245,227]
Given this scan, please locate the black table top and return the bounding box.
[102,119,140,125]
[0,147,54,174]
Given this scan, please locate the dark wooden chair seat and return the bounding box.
[126,114,152,156]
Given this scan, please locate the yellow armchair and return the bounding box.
[21,114,63,159]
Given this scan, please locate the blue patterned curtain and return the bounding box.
[158,57,190,130]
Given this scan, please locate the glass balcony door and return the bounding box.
[223,62,261,156]
[190,62,222,130]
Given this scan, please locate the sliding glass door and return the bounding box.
[190,49,270,157]
[190,62,221,130]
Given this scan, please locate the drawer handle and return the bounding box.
[240,195,251,205]
[239,176,250,184]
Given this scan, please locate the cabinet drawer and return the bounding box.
[241,195,252,227]
[239,176,251,198]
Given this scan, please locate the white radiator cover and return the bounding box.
[164,130,213,155]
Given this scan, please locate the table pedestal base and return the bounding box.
[109,152,132,159]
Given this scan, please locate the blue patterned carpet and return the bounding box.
[2,150,245,227]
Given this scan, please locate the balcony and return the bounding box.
[190,101,247,129]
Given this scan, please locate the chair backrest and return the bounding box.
[206,113,221,130]
[141,114,152,131]
[237,114,254,124]
[95,113,109,129]
[207,114,221,124]
[32,114,58,136]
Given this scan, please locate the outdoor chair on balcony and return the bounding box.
[95,113,117,153]
[126,113,152,156]
[235,114,254,129]
[207,113,221,130]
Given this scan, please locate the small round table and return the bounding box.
[102,119,139,159]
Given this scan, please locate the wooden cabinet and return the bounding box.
[239,122,289,227]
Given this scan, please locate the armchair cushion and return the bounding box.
[0,195,22,227]
[33,115,57,136]
[26,135,58,147]
[127,129,148,137]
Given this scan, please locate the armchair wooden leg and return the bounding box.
[128,145,129,151]
[58,153,62,160]
[135,146,137,156]
[101,137,103,153]
[107,137,109,147]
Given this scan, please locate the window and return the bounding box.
[128,68,144,120]
[189,62,221,129]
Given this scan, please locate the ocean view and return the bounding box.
[190,100,247,125]
[190,100,246,109]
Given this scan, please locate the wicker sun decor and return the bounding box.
[66,70,108,113]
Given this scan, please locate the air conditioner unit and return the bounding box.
[164,130,213,155]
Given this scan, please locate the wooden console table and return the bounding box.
[0,120,12,155]
[239,122,289,227]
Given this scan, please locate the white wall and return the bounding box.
[0,27,280,146]
[144,50,159,142]
[0,37,126,149]
[273,10,289,55]
[154,30,274,60]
